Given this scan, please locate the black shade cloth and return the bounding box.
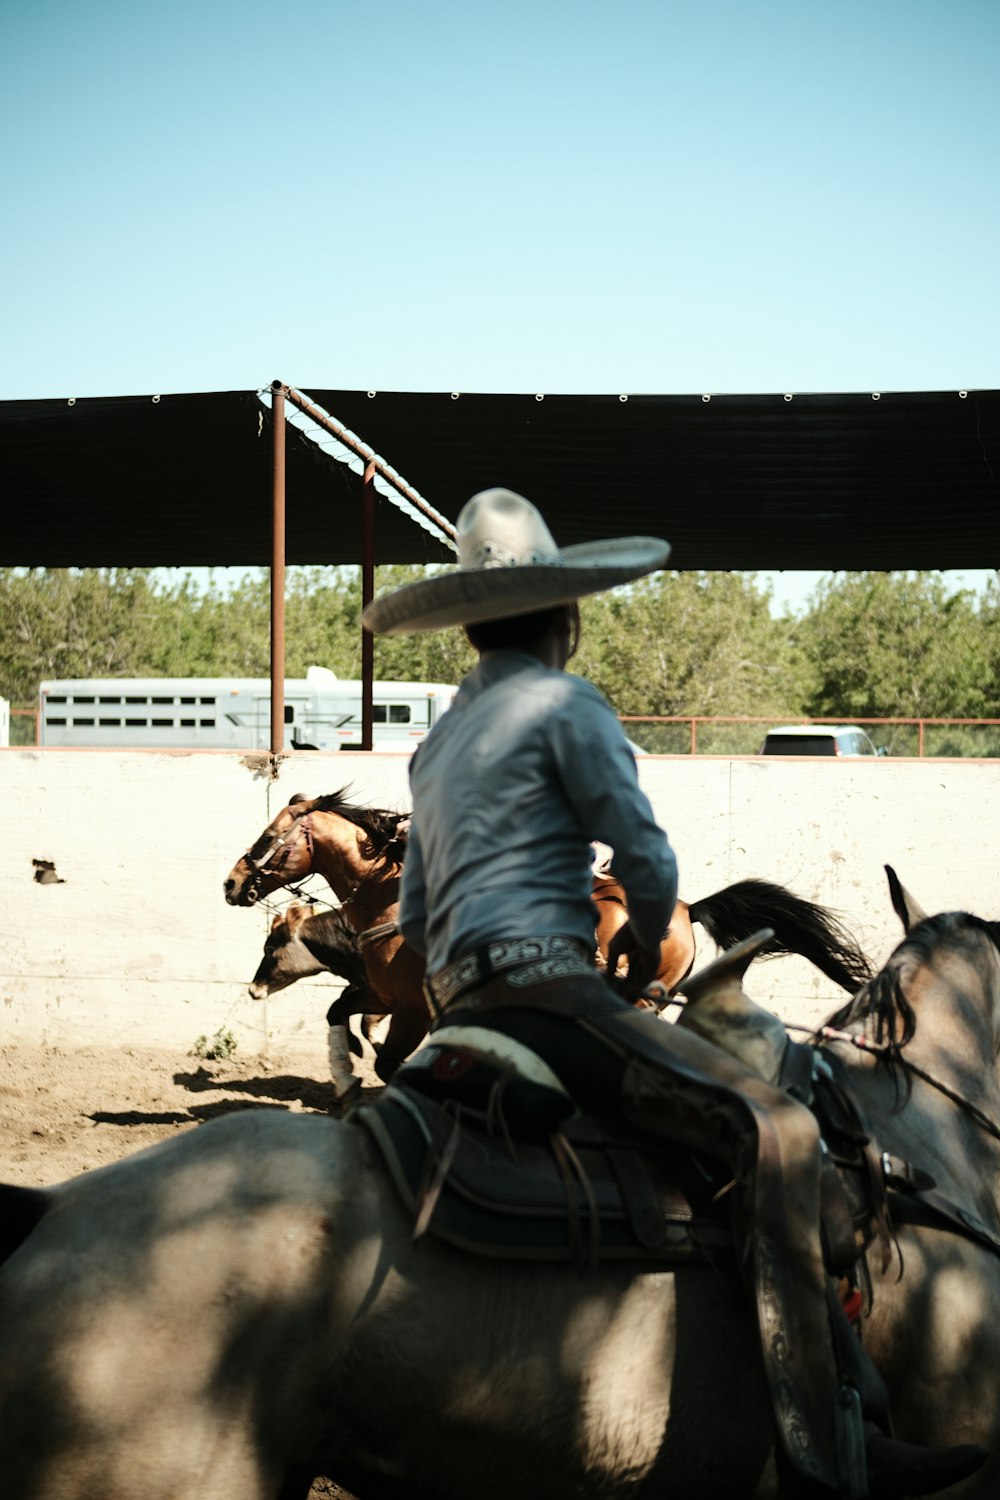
[310,387,1000,570]
[0,390,453,567]
[2,386,997,570]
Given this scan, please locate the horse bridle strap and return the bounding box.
[816,1033,1000,1261]
[245,810,314,874]
[357,920,401,951]
[886,1168,1000,1260]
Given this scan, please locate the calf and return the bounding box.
[250,904,386,1101]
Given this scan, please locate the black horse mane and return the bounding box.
[824,911,1000,1085]
[307,787,408,865]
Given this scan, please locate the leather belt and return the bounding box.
[424,935,593,1016]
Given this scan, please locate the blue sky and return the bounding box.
[2,0,997,606]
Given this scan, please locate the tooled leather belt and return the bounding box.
[424,934,594,1016]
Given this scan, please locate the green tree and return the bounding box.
[979,575,1000,711]
[0,568,182,703]
[795,573,993,721]
[6,566,998,759]
[576,571,810,719]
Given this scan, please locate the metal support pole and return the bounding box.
[270,387,287,755]
[277,382,456,544]
[361,458,376,751]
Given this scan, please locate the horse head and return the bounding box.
[224,796,317,906]
[827,879,1000,1099]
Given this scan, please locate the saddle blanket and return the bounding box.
[357,1085,734,1267]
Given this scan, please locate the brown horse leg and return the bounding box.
[374,1000,432,1082]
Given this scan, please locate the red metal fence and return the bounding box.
[9,707,1000,757]
[620,716,1000,758]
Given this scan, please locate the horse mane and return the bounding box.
[309,787,409,866]
[824,911,1000,1091]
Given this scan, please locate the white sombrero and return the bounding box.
[362,488,671,635]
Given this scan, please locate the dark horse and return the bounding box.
[2,872,1000,1497]
[225,789,874,1085]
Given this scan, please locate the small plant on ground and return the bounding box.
[191,1027,238,1061]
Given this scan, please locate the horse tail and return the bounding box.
[0,1183,50,1266]
[688,879,874,995]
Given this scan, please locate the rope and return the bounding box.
[817,1026,1000,1146]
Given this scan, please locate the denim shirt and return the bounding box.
[399,649,678,977]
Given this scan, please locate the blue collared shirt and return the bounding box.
[400,650,678,976]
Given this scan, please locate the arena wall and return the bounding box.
[2,749,998,1065]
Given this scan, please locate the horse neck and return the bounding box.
[903,947,1000,1083]
[836,951,1000,1217]
[309,812,401,923]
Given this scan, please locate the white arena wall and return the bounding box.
[2,748,998,1064]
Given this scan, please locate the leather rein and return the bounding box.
[240,808,318,906]
[814,1023,1000,1148]
[812,1023,1000,1261]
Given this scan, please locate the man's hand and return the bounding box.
[604,920,662,1001]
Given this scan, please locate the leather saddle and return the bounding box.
[357,1082,735,1269]
[356,934,897,1277]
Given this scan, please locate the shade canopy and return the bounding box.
[0,390,454,567]
[309,387,1000,570]
[2,385,997,570]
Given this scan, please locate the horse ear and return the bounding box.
[287,792,310,807]
[269,911,285,933]
[285,904,308,934]
[885,865,928,932]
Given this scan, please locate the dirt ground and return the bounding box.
[0,1039,381,1186]
[0,1039,382,1500]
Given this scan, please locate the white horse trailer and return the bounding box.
[38,667,458,752]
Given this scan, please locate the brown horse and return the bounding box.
[225,789,427,1081]
[226,790,873,1084]
[3,873,1000,1499]
[592,867,873,998]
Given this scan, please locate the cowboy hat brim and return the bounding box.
[362,536,671,635]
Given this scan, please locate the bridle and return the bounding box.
[650,985,1000,1150]
[238,806,405,924]
[240,808,317,907]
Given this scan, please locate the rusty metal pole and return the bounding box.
[270,386,287,755]
[361,459,376,751]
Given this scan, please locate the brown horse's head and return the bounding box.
[224,797,317,906]
[225,787,409,908]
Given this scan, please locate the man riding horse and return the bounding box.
[363,488,985,1500]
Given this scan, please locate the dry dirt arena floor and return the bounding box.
[0,1039,382,1500]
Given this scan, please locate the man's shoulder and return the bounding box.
[557,671,617,716]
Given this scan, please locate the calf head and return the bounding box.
[249,904,326,999]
